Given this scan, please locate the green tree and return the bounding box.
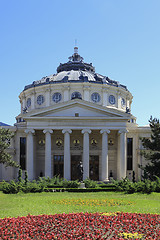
[0,128,19,168]
[141,116,160,180]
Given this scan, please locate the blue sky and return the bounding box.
[0,0,160,126]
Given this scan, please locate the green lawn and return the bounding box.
[0,191,160,218]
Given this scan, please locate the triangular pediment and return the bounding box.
[24,99,130,120]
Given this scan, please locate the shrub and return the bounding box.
[51,175,64,186]
[142,179,156,194]
[155,176,160,192]
[113,178,158,194]
[38,176,64,188]
[83,178,98,188]
[0,181,4,191]
[24,171,28,185]
[113,177,131,192]
[63,179,80,188]
[22,181,44,193]
[18,169,22,183]
[2,180,19,194]
[125,182,137,194]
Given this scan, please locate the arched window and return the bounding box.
[71,92,82,100]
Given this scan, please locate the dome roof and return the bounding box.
[24,47,127,91]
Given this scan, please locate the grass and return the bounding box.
[0,191,160,218]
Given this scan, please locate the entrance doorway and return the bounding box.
[71,155,82,180]
[89,155,99,181]
[53,155,64,178]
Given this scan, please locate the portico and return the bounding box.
[25,125,128,181]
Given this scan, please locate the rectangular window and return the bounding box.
[20,137,26,170]
[127,138,133,170]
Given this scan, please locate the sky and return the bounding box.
[0,0,160,126]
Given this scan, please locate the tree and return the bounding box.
[141,116,160,180]
[0,128,19,168]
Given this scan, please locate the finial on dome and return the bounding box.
[67,44,83,63]
[74,39,78,54]
[74,46,78,54]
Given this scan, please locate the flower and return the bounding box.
[0,212,159,239]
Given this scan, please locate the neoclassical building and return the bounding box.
[0,47,151,181]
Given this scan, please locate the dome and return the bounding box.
[24,47,127,91]
[19,47,133,116]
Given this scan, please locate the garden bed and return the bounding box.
[0,212,159,239]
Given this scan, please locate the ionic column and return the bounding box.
[117,129,128,179]
[62,129,72,180]
[25,129,35,180]
[81,129,91,180]
[100,129,110,181]
[43,129,53,178]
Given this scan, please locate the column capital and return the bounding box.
[81,129,91,134]
[62,129,72,134]
[25,129,35,134]
[43,129,53,134]
[100,129,110,135]
[118,129,128,135]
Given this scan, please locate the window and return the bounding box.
[127,138,133,170]
[91,92,101,103]
[20,137,26,170]
[37,95,44,105]
[109,95,116,105]
[121,98,125,107]
[71,92,82,100]
[52,92,62,103]
[26,98,31,108]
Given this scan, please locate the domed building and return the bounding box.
[0,47,150,181]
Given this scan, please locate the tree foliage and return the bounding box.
[141,116,160,180]
[0,128,19,168]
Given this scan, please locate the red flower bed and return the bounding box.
[0,212,160,239]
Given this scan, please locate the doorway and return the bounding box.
[71,155,82,180]
[89,155,99,181]
[53,155,64,178]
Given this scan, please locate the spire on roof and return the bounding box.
[57,46,95,73]
[68,46,83,62]
[74,46,78,54]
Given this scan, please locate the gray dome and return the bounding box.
[24,47,127,91]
